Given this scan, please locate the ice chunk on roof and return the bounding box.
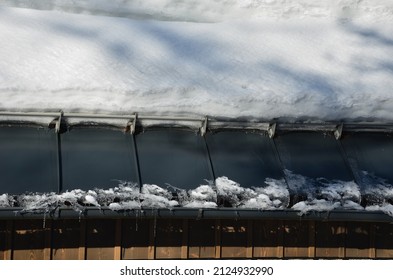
[141,184,179,208]
[0,194,10,207]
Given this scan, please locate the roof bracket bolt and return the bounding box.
[334,123,343,140]
[55,110,64,133]
[127,113,138,134]
[268,123,276,138]
[200,116,208,136]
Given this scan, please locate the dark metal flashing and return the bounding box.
[1,114,392,222]
[135,129,214,187]
[60,127,138,191]
[0,126,58,193]
[206,131,283,187]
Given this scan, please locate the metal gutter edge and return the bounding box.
[1,111,393,133]
[0,208,392,223]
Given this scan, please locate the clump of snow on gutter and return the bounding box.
[2,173,393,217]
[284,169,317,199]
[319,181,361,203]
[17,192,59,212]
[359,171,393,205]
[14,183,141,213]
[292,200,341,215]
[366,204,393,217]
[285,170,363,214]
[183,185,217,208]
[288,171,393,217]
[141,184,179,208]
[0,194,11,207]
[215,176,289,209]
[215,177,249,206]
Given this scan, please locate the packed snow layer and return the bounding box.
[2,0,393,22]
[1,6,393,121]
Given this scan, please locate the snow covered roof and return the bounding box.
[0,1,393,121]
[0,1,393,220]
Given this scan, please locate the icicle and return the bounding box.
[43,212,46,229]
[196,209,203,220]
[135,211,139,232]
[153,210,157,238]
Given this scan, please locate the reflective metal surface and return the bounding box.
[206,131,283,187]
[61,127,138,190]
[274,132,354,181]
[135,129,213,189]
[342,132,393,186]
[0,126,57,193]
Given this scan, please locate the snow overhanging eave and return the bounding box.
[0,207,393,223]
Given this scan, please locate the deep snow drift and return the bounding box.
[0,1,393,121]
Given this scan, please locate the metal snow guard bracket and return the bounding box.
[276,122,393,138]
[276,123,339,132]
[343,123,393,133]
[136,115,205,133]
[0,111,272,134]
[206,119,270,132]
[134,116,271,134]
[0,111,393,134]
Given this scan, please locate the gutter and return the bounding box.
[0,207,392,223]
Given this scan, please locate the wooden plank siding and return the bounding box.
[155,219,183,259]
[122,219,151,259]
[85,219,117,260]
[0,221,6,260]
[221,220,248,258]
[1,218,393,259]
[315,222,346,258]
[52,220,81,260]
[253,220,284,258]
[188,220,216,259]
[12,220,49,260]
[375,223,393,258]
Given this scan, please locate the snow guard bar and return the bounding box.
[0,110,393,135]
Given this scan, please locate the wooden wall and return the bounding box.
[1,218,392,259]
